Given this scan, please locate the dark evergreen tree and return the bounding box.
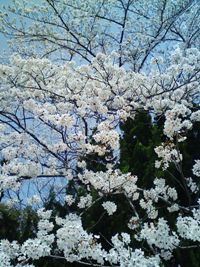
[119,109,200,267]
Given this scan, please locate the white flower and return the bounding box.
[65,195,75,206]
[193,160,200,177]
[78,194,92,209]
[191,110,200,122]
[37,208,52,220]
[21,238,51,260]
[102,201,117,215]
[140,218,180,260]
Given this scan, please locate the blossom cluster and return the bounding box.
[0,35,199,267]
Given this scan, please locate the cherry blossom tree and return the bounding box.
[0,0,200,266]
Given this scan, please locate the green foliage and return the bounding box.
[119,110,200,267]
[0,204,38,243]
[120,111,163,187]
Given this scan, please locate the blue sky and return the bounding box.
[0,0,12,51]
